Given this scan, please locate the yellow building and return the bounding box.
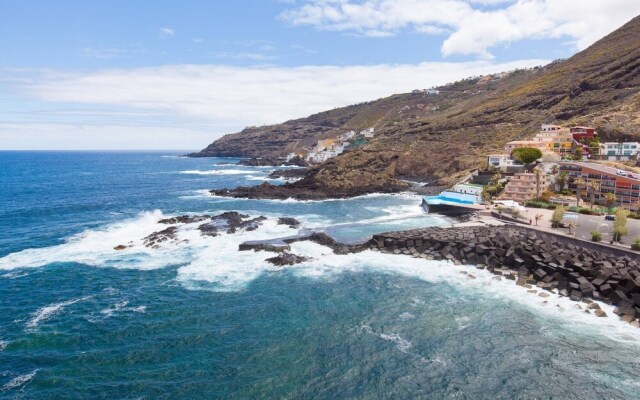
[505,126,574,156]
[532,128,574,154]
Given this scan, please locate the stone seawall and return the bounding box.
[369,225,640,325]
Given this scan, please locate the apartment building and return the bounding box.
[500,172,548,203]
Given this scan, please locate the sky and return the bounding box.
[1,0,639,150]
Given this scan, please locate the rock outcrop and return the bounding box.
[211,153,409,200]
[265,252,311,266]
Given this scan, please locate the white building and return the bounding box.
[339,130,355,142]
[487,154,523,171]
[361,127,375,138]
[599,142,640,160]
[452,183,483,202]
[426,89,440,95]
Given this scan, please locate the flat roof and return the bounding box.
[559,161,640,183]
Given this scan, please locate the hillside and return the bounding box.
[193,15,640,196]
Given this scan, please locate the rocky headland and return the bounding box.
[211,153,409,200]
[190,16,640,194]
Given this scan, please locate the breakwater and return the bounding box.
[369,225,640,325]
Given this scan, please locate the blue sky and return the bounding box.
[1,0,639,150]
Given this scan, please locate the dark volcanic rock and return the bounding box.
[277,217,301,228]
[238,156,307,167]
[158,215,211,224]
[308,232,353,255]
[265,252,311,266]
[144,226,179,248]
[227,216,267,234]
[197,223,219,237]
[268,168,308,180]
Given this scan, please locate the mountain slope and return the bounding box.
[194,15,640,194]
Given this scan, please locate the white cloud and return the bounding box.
[0,122,208,150]
[158,27,176,38]
[280,0,640,58]
[4,58,548,149]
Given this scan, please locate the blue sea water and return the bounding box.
[1,151,639,399]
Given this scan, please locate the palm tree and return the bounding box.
[534,213,543,226]
[574,178,585,208]
[550,164,559,175]
[604,192,616,211]
[586,180,600,210]
[555,172,568,192]
[533,167,542,201]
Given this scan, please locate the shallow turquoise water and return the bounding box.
[1,151,639,399]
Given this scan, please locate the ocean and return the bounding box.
[0,151,639,399]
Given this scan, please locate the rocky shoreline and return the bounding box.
[210,152,410,200]
[210,179,408,201]
[367,225,640,325]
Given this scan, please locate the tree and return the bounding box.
[551,205,565,228]
[612,208,629,242]
[586,180,600,210]
[573,178,585,207]
[511,147,543,165]
[604,192,616,210]
[550,164,559,175]
[555,172,568,191]
[533,167,542,201]
[534,213,543,226]
[573,149,583,160]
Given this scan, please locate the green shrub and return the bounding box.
[511,148,543,164]
[525,200,550,209]
[632,238,640,251]
[591,231,602,242]
[628,212,640,220]
[568,206,602,216]
[551,206,565,228]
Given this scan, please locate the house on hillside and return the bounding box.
[599,142,640,161]
[487,154,524,173]
[361,127,375,138]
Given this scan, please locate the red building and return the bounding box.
[570,126,597,143]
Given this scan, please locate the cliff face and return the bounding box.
[194,15,640,189]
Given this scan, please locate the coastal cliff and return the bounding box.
[194,15,640,197]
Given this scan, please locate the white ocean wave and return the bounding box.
[379,333,412,353]
[179,169,263,176]
[26,296,93,329]
[2,370,38,392]
[0,340,8,351]
[96,300,146,320]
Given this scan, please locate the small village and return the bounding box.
[424,124,640,250]
[286,127,375,164]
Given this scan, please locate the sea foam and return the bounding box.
[26,296,93,329]
[2,370,38,392]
